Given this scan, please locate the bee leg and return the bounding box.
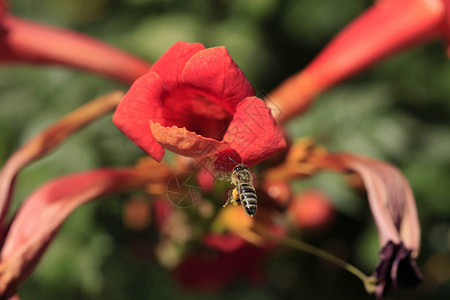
[223,190,234,208]
[231,188,240,206]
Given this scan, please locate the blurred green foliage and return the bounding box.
[1,0,449,299]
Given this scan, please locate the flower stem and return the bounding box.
[263,230,376,293]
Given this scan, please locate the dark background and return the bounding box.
[0,0,449,299]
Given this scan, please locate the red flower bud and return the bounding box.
[287,190,335,230]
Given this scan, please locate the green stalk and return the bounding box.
[265,231,377,293]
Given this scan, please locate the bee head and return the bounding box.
[231,164,251,184]
[233,164,247,173]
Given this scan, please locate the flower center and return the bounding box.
[163,90,233,140]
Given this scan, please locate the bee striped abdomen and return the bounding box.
[223,162,258,217]
[239,183,257,217]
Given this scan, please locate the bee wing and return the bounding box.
[213,170,232,182]
[196,155,234,182]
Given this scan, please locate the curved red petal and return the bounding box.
[113,72,165,161]
[181,46,255,112]
[1,16,150,84]
[150,121,229,158]
[223,97,286,166]
[0,168,150,298]
[212,148,242,172]
[0,91,123,239]
[0,0,7,17]
[150,41,205,88]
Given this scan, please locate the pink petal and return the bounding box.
[181,46,255,112]
[223,97,286,166]
[337,154,420,257]
[0,168,151,297]
[0,91,124,239]
[149,41,205,88]
[113,72,166,161]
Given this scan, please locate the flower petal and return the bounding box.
[334,154,422,298]
[150,121,229,158]
[113,72,166,161]
[0,167,152,298]
[223,97,286,166]
[0,0,7,17]
[263,137,330,182]
[0,91,123,240]
[149,41,205,88]
[373,242,423,299]
[181,46,255,112]
[1,16,150,83]
[337,154,420,255]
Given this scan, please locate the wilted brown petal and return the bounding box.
[0,167,152,298]
[337,154,420,254]
[0,90,124,236]
[264,137,331,182]
[373,241,423,299]
[334,154,422,298]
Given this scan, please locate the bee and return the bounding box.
[222,158,257,217]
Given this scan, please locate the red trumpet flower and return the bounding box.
[0,167,153,299]
[113,41,286,167]
[268,0,449,122]
[0,91,157,299]
[0,1,149,83]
